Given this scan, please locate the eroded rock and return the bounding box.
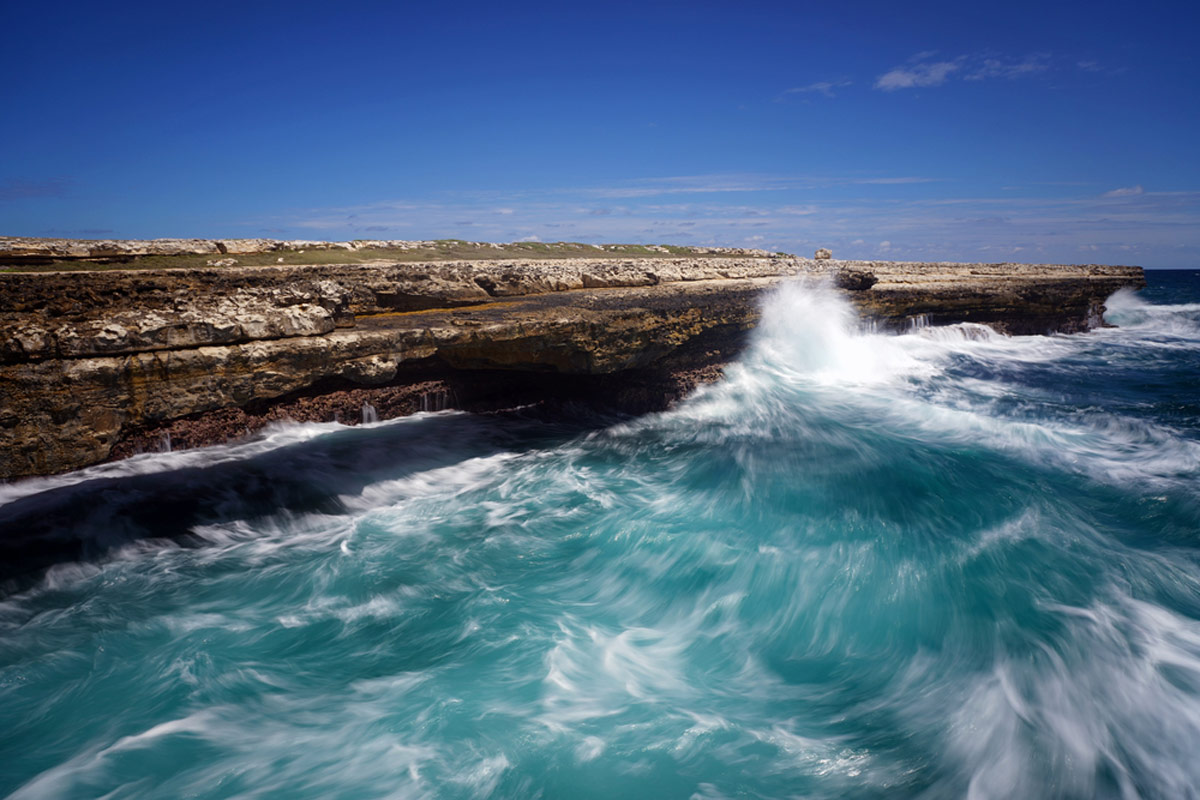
[0,255,1145,479]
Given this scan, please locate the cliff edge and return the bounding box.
[0,242,1144,480]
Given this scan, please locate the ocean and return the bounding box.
[1,270,1198,799]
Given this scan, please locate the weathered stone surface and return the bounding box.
[0,254,1144,479]
[215,239,276,254]
[0,236,777,263]
[0,278,355,362]
[815,248,832,260]
[831,267,877,290]
[0,238,223,260]
[839,259,1144,334]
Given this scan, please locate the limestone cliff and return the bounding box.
[0,250,1144,480]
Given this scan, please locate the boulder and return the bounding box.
[832,268,877,291]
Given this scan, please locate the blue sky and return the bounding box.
[2,0,1198,267]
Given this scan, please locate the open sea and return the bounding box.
[1,270,1199,800]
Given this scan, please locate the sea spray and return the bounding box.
[1,273,1199,799]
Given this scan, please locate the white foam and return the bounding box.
[671,279,1200,489]
[0,414,461,509]
[936,591,1200,799]
[7,710,221,800]
[1104,287,1200,337]
[750,279,935,386]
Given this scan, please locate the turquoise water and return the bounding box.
[2,272,1199,799]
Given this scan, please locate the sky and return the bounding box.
[2,0,1198,267]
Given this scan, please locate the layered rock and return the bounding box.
[0,236,776,264]
[0,253,1144,479]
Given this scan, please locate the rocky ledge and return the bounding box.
[0,248,1144,480]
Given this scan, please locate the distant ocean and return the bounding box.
[2,270,1199,799]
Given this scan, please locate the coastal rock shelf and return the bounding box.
[0,252,1143,479]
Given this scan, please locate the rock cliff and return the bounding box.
[0,247,1144,480]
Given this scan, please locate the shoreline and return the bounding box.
[0,241,1145,480]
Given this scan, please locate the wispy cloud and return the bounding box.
[579,178,788,198]
[875,58,963,90]
[965,54,1050,80]
[876,52,1055,91]
[561,173,944,198]
[779,78,853,99]
[851,177,941,185]
[248,174,1199,267]
[1074,59,1127,77]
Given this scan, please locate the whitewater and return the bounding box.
[1,272,1198,799]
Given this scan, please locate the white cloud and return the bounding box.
[852,177,941,185]
[781,78,852,98]
[551,173,943,198]
[579,175,791,198]
[876,52,1053,91]
[1101,185,1144,198]
[516,234,541,242]
[875,60,962,90]
[965,54,1050,81]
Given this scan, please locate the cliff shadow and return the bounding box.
[0,406,618,592]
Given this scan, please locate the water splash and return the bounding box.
[1105,286,1200,337]
[420,388,452,413]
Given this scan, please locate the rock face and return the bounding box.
[815,248,832,260]
[0,254,1144,479]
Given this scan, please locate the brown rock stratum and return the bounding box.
[0,248,1144,480]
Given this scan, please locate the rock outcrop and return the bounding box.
[0,237,777,264]
[0,250,1144,480]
